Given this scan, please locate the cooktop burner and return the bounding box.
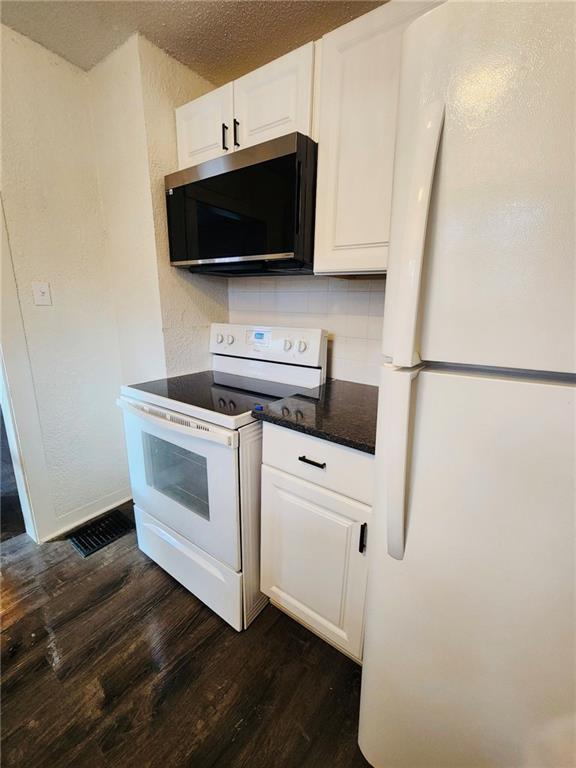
[127,370,321,419]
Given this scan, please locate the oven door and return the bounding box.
[118,397,240,570]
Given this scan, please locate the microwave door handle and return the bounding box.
[389,100,445,368]
[116,398,237,448]
[294,159,302,235]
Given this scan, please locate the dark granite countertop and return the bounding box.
[252,378,379,454]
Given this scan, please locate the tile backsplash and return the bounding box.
[228,276,386,386]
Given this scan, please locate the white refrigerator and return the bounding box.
[359,3,575,767]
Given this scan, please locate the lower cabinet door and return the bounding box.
[261,464,371,660]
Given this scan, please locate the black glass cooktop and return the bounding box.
[125,370,321,418]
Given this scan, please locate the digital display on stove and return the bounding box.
[248,329,271,347]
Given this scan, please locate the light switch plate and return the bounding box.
[32,281,52,306]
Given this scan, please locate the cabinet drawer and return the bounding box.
[261,465,371,660]
[262,423,374,505]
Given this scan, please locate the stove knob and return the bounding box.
[218,398,226,408]
[229,400,236,410]
[281,406,291,417]
[283,339,293,352]
[297,340,307,353]
[216,333,224,344]
[227,334,235,345]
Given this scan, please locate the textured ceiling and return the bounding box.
[1,0,384,84]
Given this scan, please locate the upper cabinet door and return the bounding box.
[233,43,314,151]
[176,83,234,169]
[314,3,433,275]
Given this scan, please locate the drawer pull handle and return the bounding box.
[298,455,326,470]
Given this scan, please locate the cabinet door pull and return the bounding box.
[359,523,368,553]
[298,455,326,470]
[222,123,229,151]
[233,119,240,148]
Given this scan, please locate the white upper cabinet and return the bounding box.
[176,83,234,168]
[314,2,434,275]
[176,45,313,169]
[233,43,314,150]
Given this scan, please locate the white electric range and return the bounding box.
[118,323,328,631]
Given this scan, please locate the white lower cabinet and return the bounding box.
[260,463,371,661]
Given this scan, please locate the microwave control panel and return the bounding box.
[209,323,327,368]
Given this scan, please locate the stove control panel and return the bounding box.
[210,323,328,368]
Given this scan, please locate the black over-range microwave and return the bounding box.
[164,133,317,276]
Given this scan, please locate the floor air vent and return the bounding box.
[69,509,134,557]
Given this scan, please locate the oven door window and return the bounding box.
[143,433,210,520]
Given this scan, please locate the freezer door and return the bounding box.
[359,367,575,767]
[383,2,575,374]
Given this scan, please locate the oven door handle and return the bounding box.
[116,397,238,448]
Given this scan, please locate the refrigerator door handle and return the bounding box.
[390,100,445,368]
[381,365,421,560]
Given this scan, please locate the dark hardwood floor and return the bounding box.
[1,521,370,768]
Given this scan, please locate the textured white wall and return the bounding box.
[89,36,167,385]
[1,28,230,539]
[1,26,130,534]
[137,36,229,377]
[229,276,385,385]
[89,34,228,383]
